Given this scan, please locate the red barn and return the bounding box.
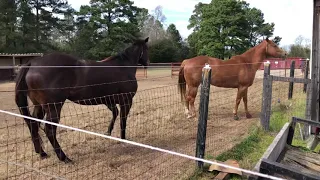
[259,57,308,70]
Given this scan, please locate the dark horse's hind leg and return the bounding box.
[43,103,72,163]
[106,104,119,136]
[31,105,48,158]
[32,105,46,132]
[24,119,48,158]
[19,106,47,159]
[120,102,132,139]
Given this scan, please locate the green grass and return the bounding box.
[186,126,275,180]
[187,92,319,179]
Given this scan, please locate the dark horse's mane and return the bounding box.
[100,39,146,63]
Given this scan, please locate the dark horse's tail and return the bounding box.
[178,64,186,103]
[15,62,31,116]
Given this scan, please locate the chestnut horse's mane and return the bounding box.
[233,39,265,58]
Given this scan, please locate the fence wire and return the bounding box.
[0,81,197,179]
[0,67,307,179]
[269,68,310,132]
[0,109,285,180]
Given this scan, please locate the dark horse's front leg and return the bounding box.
[106,104,119,136]
[120,101,133,139]
[44,103,72,163]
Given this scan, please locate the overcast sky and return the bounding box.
[68,0,313,47]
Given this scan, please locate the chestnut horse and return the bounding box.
[178,38,287,120]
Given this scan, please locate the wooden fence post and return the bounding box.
[285,60,287,77]
[171,63,173,78]
[288,61,295,99]
[260,62,272,131]
[307,0,320,151]
[303,60,309,93]
[145,67,148,79]
[195,63,212,169]
[303,79,313,140]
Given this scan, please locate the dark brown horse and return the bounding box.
[15,37,149,163]
[178,38,287,120]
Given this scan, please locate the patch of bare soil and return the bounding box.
[0,72,283,179]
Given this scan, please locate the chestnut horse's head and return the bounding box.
[264,37,287,59]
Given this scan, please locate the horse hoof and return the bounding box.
[105,132,111,136]
[120,133,125,139]
[40,152,48,159]
[246,113,252,119]
[63,157,73,164]
[234,115,239,120]
[184,110,189,116]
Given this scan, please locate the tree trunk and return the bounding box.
[35,0,40,48]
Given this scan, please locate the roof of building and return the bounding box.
[0,53,43,58]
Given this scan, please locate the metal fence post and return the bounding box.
[288,60,295,99]
[260,62,272,131]
[195,63,212,169]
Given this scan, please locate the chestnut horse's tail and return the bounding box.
[15,62,31,117]
[178,65,186,103]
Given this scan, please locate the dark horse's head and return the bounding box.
[123,37,150,67]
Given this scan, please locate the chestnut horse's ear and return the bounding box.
[145,37,149,43]
[266,37,269,41]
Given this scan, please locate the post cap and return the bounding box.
[264,61,270,66]
[204,63,211,69]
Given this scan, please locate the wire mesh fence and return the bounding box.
[269,65,310,131]
[0,80,197,179]
[0,64,311,179]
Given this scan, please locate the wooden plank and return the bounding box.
[260,158,320,180]
[282,155,308,170]
[208,159,242,175]
[271,76,311,84]
[214,172,230,180]
[286,145,320,162]
[250,122,290,178]
[285,153,320,172]
[281,154,318,177]
[292,117,320,128]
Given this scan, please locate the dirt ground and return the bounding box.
[0,69,305,179]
